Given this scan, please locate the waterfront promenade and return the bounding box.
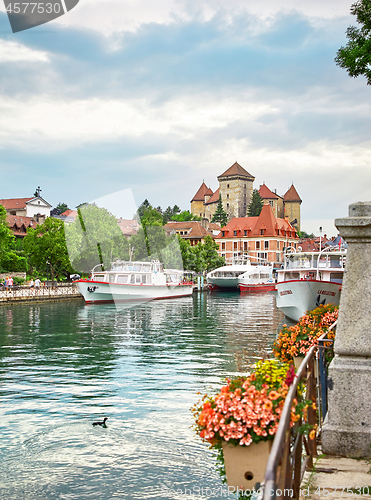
[300,455,371,499]
[0,283,82,304]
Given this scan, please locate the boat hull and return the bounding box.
[77,281,193,304]
[239,283,276,293]
[207,278,239,289]
[274,279,342,322]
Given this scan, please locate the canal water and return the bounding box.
[0,293,287,500]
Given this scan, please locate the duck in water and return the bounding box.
[92,417,108,427]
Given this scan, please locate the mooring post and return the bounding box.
[322,202,371,457]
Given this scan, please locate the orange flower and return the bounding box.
[309,429,316,440]
[268,390,279,400]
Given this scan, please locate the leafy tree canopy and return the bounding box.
[177,235,224,273]
[65,204,129,274]
[0,204,14,252]
[211,195,228,227]
[247,190,264,217]
[172,210,201,222]
[297,230,315,239]
[24,217,73,281]
[55,202,69,214]
[335,0,371,85]
[163,205,181,223]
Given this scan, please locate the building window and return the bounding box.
[233,230,237,236]
[222,231,225,237]
[227,203,229,208]
[244,184,246,188]
[269,200,274,207]
[256,241,260,250]
[244,230,247,236]
[221,242,225,250]
[234,242,238,251]
[243,242,248,251]
[227,184,230,188]
[265,240,269,250]
[227,194,229,199]
[261,229,264,235]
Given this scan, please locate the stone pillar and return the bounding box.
[322,202,371,457]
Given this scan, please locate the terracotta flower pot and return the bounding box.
[222,440,272,490]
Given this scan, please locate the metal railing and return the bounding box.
[0,283,81,302]
[262,324,336,500]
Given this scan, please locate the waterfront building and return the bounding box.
[214,203,298,265]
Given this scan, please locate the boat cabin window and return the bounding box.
[142,275,147,284]
[260,273,269,279]
[130,275,135,284]
[330,272,343,283]
[142,265,151,272]
[94,274,105,281]
[250,274,259,279]
[108,274,116,283]
[135,275,141,284]
[284,272,300,280]
[117,275,128,284]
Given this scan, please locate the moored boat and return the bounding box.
[207,258,273,291]
[238,266,275,293]
[273,248,346,322]
[76,260,193,304]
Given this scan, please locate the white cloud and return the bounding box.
[5,0,351,35]
[0,41,49,63]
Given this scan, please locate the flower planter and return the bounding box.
[222,440,272,490]
[293,356,318,378]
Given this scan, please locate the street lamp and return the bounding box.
[319,226,323,252]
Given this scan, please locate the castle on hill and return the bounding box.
[190,162,302,231]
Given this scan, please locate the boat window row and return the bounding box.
[93,274,150,284]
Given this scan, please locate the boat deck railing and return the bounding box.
[261,322,336,500]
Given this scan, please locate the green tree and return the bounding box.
[211,195,228,227]
[137,199,151,219]
[64,204,129,274]
[297,230,315,239]
[163,205,181,223]
[247,190,264,217]
[335,0,371,85]
[0,204,14,252]
[55,202,69,214]
[24,218,73,281]
[172,210,201,222]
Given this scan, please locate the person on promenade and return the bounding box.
[8,276,13,292]
[35,277,41,294]
[29,279,34,295]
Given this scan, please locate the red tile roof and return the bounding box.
[117,218,140,236]
[191,182,213,202]
[164,221,214,239]
[6,214,36,236]
[207,222,222,231]
[218,162,255,180]
[216,204,297,239]
[258,184,278,200]
[205,188,220,205]
[0,198,32,210]
[283,184,302,202]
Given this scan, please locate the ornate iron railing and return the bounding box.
[0,283,81,302]
[262,323,336,500]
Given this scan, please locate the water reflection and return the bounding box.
[0,293,286,500]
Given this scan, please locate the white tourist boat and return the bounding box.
[76,260,193,304]
[238,265,275,293]
[207,258,273,291]
[273,247,346,322]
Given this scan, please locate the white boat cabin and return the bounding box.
[91,260,184,286]
[278,251,346,283]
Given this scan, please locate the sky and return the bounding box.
[0,0,370,236]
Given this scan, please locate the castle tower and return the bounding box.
[190,182,213,219]
[258,183,284,219]
[283,184,302,232]
[218,162,255,219]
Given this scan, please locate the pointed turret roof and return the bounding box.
[191,182,213,202]
[218,162,255,180]
[251,203,278,236]
[205,188,220,205]
[258,183,278,200]
[284,184,302,202]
